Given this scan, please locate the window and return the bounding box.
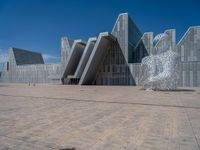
[190,71,193,87]
[7,62,9,71]
[181,45,184,61]
[103,66,105,72]
[182,71,186,86]
[107,66,110,72]
[120,66,122,73]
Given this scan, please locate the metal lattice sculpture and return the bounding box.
[140,33,180,90]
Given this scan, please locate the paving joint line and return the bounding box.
[178,92,200,150]
[1,94,200,110]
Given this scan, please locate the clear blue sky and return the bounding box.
[0,0,200,67]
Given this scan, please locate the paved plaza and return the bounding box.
[0,84,200,150]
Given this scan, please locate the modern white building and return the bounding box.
[0,13,200,87]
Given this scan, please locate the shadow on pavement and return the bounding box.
[139,88,195,92]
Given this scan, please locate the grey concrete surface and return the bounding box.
[0,83,200,150]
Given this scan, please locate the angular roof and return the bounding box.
[12,48,44,65]
[79,32,116,85]
[62,40,86,83]
[73,37,97,79]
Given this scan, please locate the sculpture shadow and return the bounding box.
[168,89,195,92]
[139,88,195,92]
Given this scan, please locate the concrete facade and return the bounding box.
[0,48,62,84]
[177,27,200,87]
[61,37,74,71]
[0,13,200,87]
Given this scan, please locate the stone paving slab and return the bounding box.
[0,84,200,150]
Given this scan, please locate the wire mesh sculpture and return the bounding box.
[140,33,180,90]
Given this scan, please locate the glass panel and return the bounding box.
[93,42,135,85]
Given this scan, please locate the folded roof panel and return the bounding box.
[62,39,86,83]
[73,37,97,79]
[79,32,116,85]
